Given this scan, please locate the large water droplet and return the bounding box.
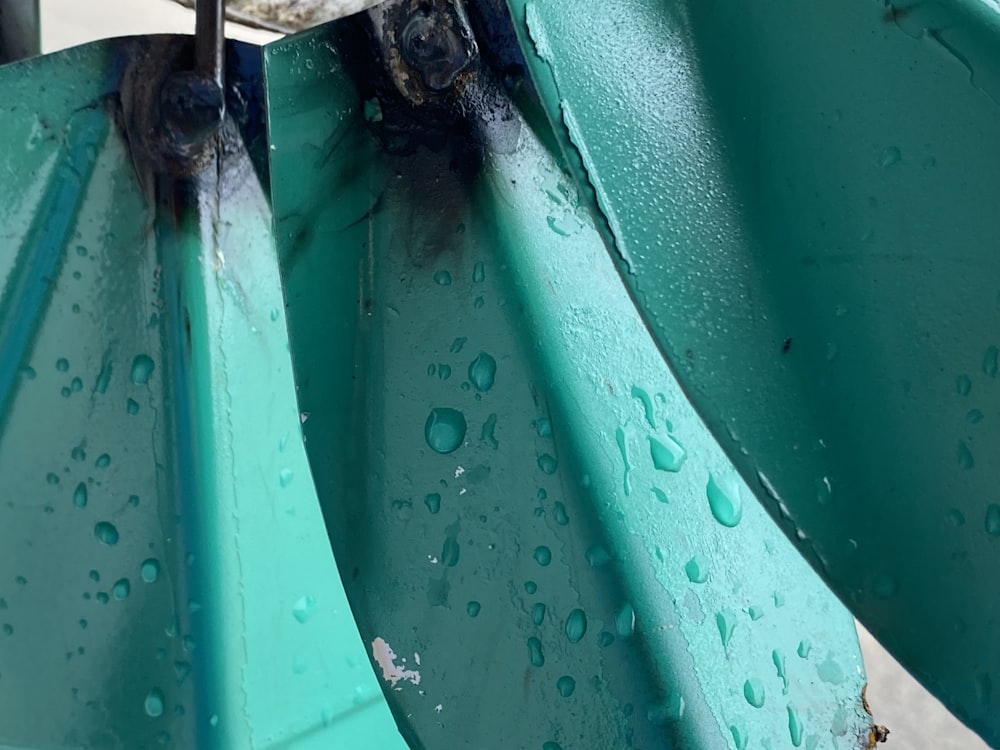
[472,262,485,283]
[130,355,155,385]
[797,640,812,659]
[468,352,497,391]
[787,706,804,747]
[113,578,131,600]
[433,270,452,286]
[615,603,635,637]
[527,637,545,667]
[985,346,999,377]
[743,678,765,708]
[556,675,576,697]
[466,601,481,617]
[773,649,789,693]
[144,688,165,717]
[716,610,736,647]
[707,473,743,527]
[586,545,612,568]
[685,555,709,583]
[542,743,563,750]
[880,146,901,167]
[532,602,546,625]
[94,522,119,545]
[424,408,467,454]
[817,656,845,684]
[652,487,668,504]
[565,608,587,643]
[958,440,975,469]
[956,375,972,395]
[986,504,1000,536]
[533,546,552,566]
[56,358,70,372]
[553,502,569,525]
[730,722,749,750]
[141,559,161,584]
[442,535,460,567]
[95,453,110,468]
[649,435,686,472]
[424,493,442,514]
[537,454,558,474]
[73,482,88,508]
[292,595,318,623]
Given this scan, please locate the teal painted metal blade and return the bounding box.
[265,19,873,750]
[503,0,1000,744]
[0,38,403,749]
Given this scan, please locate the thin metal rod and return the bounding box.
[195,0,225,86]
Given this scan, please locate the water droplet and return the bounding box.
[615,604,635,637]
[716,610,736,647]
[948,508,966,526]
[556,675,576,697]
[534,418,553,438]
[424,408,467,454]
[524,580,538,594]
[533,545,552,566]
[130,355,155,385]
[986,505,1000,536]
[797,640,812,658]
[532,603,546,625]
[441,534,460,567]
[958,439,976,469]
[466,601,481,617]
[787,706,804,747]
[817,656,845,684]
[94,522,119,545]
[144,688,165,717]
[56,358,70,372]
[684,555,709,583]
[773,592,786,608]
[730,722,749,750]
[141,559,161,583]
[60,387,71,398]
[21,366,36,380]
[553,502,569,525]
[773,649,789,693]
[45,472,59,485]
[468,352,497,391]
[527,637,545,667]
[209,714,219,728]
[71,377,83,392]
[2,624,12,636]
[565,608,587,643]
[880,146,901,167]
[598,631,614,647]
[292,595,318,623]
[649,435,686,472]
[536,454,559,475]
[586,545,612,567]
[89,569,100,582]
[450,337,467,354]
[743,678,765,708]
[95,453,110,468]
[985,346,999,377]
[72,446,85,461]
[128,494,140,507]
[652,487,668,504]
[473,296,485,309]
[438,364,452,380]
[872,573,898,599]
[279,469,294,488]
[113,578,131,600]
[748,605,765,620]
[707,473,743,527]
[433,270,452,286]
[957,375,972,395]
[629,386,656,428]
[481,413,499,449]
[127,398,140,415]
[472,262,485,283]
[543,742,563,750]
[424,493,442,514]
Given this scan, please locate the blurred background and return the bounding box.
[36,2,992,748]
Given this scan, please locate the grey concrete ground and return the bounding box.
[36,3,995,749]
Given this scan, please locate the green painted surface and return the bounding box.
[0,38,402,749]
[266,19,870,750]
[505,0,1000,744]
